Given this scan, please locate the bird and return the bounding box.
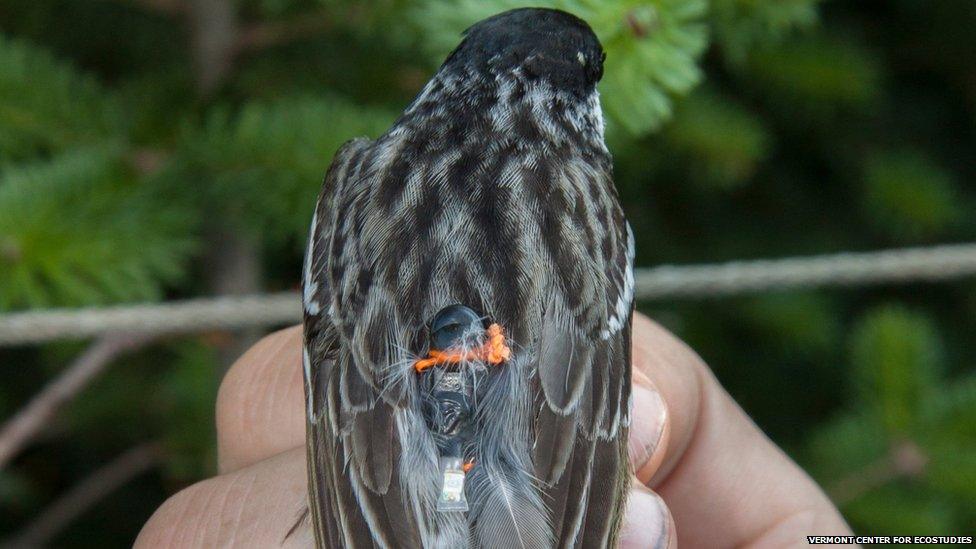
[301,7,634,548]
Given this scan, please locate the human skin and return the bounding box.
[136,313,853,548]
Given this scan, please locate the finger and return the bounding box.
[628,369,670,484]
[631,313,852,547]
[216,326,306,473]
[619,481,677,549]
[136,448,311,548]
[630,314,703,484]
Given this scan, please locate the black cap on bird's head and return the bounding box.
[444,8,605,96]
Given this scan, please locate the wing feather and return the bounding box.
[537,308,594,414]
[530,165,634,547]
[532,404,578,484]
[578,437,628,548]
[304,138,424,548]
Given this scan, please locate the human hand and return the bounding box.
[136,313,852,547]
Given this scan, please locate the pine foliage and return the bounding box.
[710,0,820,65]
[862,151,961,242]
[849,305,943,434]
[743,34,882,111]
[0,36,123,161]
[662,89,770,189]
[182,96,393,243]
[0,148,195,309]
[806,305,976,531]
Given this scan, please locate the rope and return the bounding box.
[1,243,976,346]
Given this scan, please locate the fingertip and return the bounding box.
[216,325,306,473]
[629,371,670,484]
[630,312,706,485]
[139,449,309,548]
[619,481,675,549]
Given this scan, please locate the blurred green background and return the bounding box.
[1,0,975,545]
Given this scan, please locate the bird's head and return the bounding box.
[443,8,605,97]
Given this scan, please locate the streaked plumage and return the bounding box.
[301,8,634,548]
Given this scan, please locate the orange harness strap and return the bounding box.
[414,323,511,373]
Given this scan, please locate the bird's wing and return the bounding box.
[529,160,635,548]
[303,138,423,549]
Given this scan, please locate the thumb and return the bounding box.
[619,480,677,549]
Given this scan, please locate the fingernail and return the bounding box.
[619,484,672,549]
[628,374,667,479]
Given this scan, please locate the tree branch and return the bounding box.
[827,439,928,505]
[0,334,155,469]
[3,441,162,548]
